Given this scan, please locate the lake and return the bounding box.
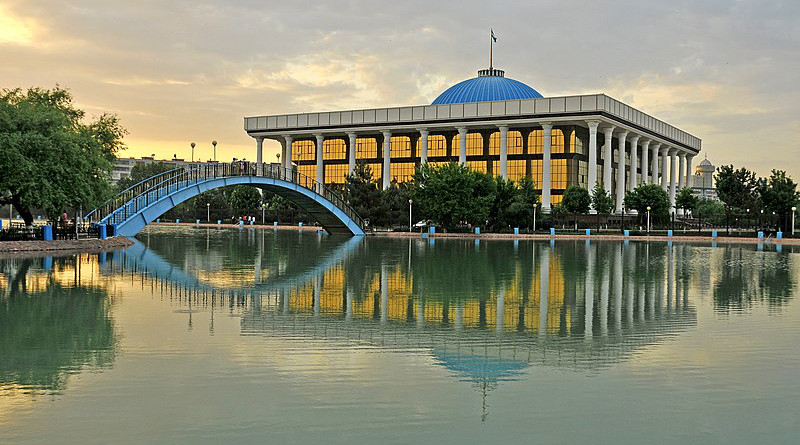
[1,226,799,444]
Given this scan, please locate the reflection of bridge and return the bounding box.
[86,164,365,236]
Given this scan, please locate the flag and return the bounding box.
[491,29,497,42]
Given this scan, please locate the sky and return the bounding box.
[1,0,799,179]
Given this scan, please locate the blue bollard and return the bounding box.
[758,231,764,239]
[586,228,591,236]
[299,222,303,227]
[217,220,222,226]
[711,230,717,238]
[37,215,41,220]
[273,221,278,226]
[624,229,630,237]
[99,225,107,240]
[429,226,435,234]
[196,219,200,226]
[43,225,53,241]
[667,230,673,237]
[239,220,244,228]
[250,220,254,225]
[777,231,783,239]
[474,227,480,235]
[156,218,160,223]
[550,227,555,236]
[176,219,180,224]
[514,227,519,235]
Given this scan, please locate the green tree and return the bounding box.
[229,186,261,217]
[487,176,519,231]
[675,187,699,216]
[591,183,614,216]
[758,169,800,230]
[411,162,495,231]
[507,176,540,230]
[561,185,591,229]
[695,197,726,226]
[116,161,175,190]
[343,163,382,227]
[624,184,670,217]
[0,87,126,225]
[715,165,760,226]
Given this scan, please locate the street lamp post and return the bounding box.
[212,140,218,162]
[262,203,266,225]
[206,203,210,223]
[746,208,750,231]
[408,199,413,232]
[792,206,797,236]
[533,203,538,233]
[646,206,651,234]
[191,142,196,162]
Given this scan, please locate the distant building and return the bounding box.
[112,156,210,183]
[692,157,717,200]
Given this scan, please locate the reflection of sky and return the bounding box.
[1,230,799,444]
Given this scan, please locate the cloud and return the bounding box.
[0,0,798,178]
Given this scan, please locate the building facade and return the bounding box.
[244,67,701,213]
[692,158,718,200]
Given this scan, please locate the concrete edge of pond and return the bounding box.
[371,231,800,245]
[0,237,135,257]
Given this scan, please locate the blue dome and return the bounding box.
[432,69,543,105]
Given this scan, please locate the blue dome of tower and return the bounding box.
[431,68,543,105]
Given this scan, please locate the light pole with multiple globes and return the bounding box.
[190,142,196,162]
[212,140,218,162]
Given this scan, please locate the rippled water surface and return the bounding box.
[1,227,799,444]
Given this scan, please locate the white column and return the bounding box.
[347,132,357,175]
[641,139,651,184]
[669,149,678,212]
[498,125,509,179]
[651,142,660,184]
[660,146,669,190]
[615,131,628,214]
[315,134,324,184]
[678,152,686,189]
[686,155,694,188]
[587,121,600,192]
[628,135,640,191]
[255,136,264,176]
[283,135,293,170]
[603,126,615,194]
[457,127,467,165]
[419,128,429,164]
[382,130,392,190]
[541,123,553,213]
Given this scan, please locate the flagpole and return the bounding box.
[489,30,493,70]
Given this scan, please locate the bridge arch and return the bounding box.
[87,164,366,237]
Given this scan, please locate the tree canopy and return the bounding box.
[591,183,614,216]
[0,87,126,224]
[675,187,699,214]
[624,184,670,217]
[715,165,759,213]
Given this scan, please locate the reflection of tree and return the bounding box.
[0,259,116,392]
[713,247,794,311]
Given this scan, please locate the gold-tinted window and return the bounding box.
[552,159,568,189]
[390,162,415,183]
[367,163,383,181]
[528,129,565,154]
[452,133,483,156]
[292,140,315,162]
[323,139,346,161]
[508,160,526,182]
[297,164,316,182]
[488,131,524,156]
[390,136,411,158]
[325,164,348,184]
[356,138,378,159]
[466,160,486,173]
[428,135,447,157]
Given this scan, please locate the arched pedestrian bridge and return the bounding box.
[86,163,366,236]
